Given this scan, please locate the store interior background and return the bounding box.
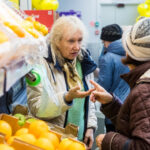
[7,0,146,149]
[58,0,144,64]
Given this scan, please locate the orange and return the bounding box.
[15,128,28,136]
[33,21,48,36]
[28,120,49,138]
[22,20,34,29]
[57,138,73,150]
[40,25,48,36]
[19,133,36,145]
[40,131,60,148]
[0,120,12,140]
[7,136,21,145]
[34,137,55,150]
[25,16,35,22]
[33,21,42,31]
[66,142,85,150]
[4,22,25,38]
[25,28,39,38]
[0,31,8,44]
[10,25,26,38]
[34,21,48,35]
[3,22,11,26]
[0,144,14,150]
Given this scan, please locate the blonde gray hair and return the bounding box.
[49,16,88,49]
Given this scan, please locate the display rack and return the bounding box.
[0,56,34,97]
[0,1,48,97]
[4,56,33,92]
[0,69,5,96]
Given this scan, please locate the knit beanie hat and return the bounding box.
[122,17,150,61]
[100,24,123,42]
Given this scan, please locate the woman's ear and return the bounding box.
[55,38,61,49]
[103,41,111,48]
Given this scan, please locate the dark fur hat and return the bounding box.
[100,24,123,42]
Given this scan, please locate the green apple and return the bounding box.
[14,113,26,126]
[26,118,37,123]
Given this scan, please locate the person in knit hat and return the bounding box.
[101,24,123,42]
[98,24,130,133]
[90,17,150,150]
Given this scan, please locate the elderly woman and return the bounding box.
[27,16,97,149]
[90,17,150,150]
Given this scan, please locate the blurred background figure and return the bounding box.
[98,24,130,132]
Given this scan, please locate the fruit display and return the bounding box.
[4,21,26,38]
[0,2,47,39]
[0,120,12,140]
[0,30,9,44]
[0,144,14,150]
[0,1,48,68]
[0,114,86,150]
[14,114,26,126]
[25,16,49,36]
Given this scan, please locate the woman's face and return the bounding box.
[58,29,83,60]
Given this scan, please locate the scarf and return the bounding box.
[63,59,83,89]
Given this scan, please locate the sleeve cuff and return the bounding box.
[87,127,96,133]
[63,92,73,106]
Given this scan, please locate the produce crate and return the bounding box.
[0,114,42,150]
[0,113,86,149]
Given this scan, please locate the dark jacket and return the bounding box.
[98,39,130,102]
[101,61,150,150]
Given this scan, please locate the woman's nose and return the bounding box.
[73,42,80,50]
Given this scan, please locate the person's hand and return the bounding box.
[96,134,105,150]
[84,128,94,150]
[65,86,95,102]
[90,80,113,104]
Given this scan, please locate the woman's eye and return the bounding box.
[78,38,82,42]
[68,39,74,43]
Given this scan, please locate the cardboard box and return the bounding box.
[0,114,86,149]
[0,114,42,150]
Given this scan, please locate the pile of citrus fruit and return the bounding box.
[3,16,48,39]
[0,2,48,45]
[0,119,85,150]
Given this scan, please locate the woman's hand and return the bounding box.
[90,80,113,104]
[65,86,95,102]
[96,134,105,150]
[84,128,94,150]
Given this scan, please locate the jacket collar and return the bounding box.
[45,45,97,76]
[105,39,126,56]
[80,49,97,76]
[44,45,62,71]
[121,61,150,89]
